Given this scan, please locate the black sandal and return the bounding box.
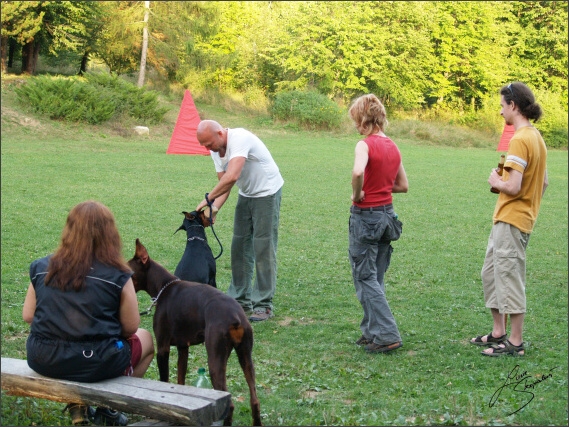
[481,339,525,357]
[470,332,506,346]
[92,407,129,426]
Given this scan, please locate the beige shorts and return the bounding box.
[481,222,530,314]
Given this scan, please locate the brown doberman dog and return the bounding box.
[128,239,261,426]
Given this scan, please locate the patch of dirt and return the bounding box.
[278,316,295,326]
[1,105,43,130]
[3,332,28,341]
[303,390,322,399]
[277,316,314,327]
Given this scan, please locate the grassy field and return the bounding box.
[1,82,567,426]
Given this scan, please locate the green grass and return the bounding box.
[1,81,567,426]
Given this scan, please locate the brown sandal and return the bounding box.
[481,339,525,357]
[470,333,506,346]
[365,341,402,354]
[356,335,372,346]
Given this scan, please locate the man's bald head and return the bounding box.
[197,120,222,141]
[196,120,227,152]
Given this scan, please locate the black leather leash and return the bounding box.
[205,192,223,260]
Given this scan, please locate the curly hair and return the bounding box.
[348,94,388,136]
[45,200,130,291]
[500,82,543,122]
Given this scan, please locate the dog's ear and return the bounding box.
[198,210,212,227]
[174,211,193,234]
[134,238,149,264]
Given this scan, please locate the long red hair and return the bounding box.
[45,200,130,291]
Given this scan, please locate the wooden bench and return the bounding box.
[1,357,230,426]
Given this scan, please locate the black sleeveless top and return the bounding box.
[29,255,132,341]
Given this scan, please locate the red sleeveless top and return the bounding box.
[354,135,401,208]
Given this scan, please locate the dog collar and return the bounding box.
[140,278,181,315]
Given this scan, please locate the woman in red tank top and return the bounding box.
[348,94,408,354]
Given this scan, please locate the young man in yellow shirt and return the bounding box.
[470,82,548,356]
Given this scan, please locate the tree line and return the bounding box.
[2,1,567,115]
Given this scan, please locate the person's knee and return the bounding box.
[131,328,155,378]
[137,328,155,356]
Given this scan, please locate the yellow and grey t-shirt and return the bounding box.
[493,126,547,234]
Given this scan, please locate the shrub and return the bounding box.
[14,76,115,124]
[14,73,169,125]
[270,90,344,130]
[533,89,568,149]
[81,73,169,124]
[458,90,568,149]
[402,92,568,149]
[243,86,269,113]
[453,96,505,135]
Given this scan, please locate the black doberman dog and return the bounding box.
[174,211,216,288]
[128,239,261,426]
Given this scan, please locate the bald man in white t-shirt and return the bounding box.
[196,120,284,322]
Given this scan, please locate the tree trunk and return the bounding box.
[79,51,89,75]
[1,36,7,74]
[137,1,150,88]
[21,43,31,74]
[32,42,40,73]
[8,38,17,68]
[21,41,39,75]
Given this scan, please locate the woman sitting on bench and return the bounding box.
[22,200,155,426]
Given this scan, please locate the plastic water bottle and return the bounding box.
[192,367,212,389]
[193,368,223,426]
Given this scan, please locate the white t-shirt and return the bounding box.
[211,128,284,198]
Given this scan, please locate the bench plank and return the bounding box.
[129,419,174,426]
[1,358,230,426]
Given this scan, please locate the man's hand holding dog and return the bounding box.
[202,205,219,226]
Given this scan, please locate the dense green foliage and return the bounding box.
[271,90,344,130]
[1,1,105,73]
[184,2,568,104]
[82,72,169,123]
[14,73,169,124]
[2,1,567,146]
[14,75,114,124]
[529,89,569,149]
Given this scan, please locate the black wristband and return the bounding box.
[205,193,215,206]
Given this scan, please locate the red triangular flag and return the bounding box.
[167,90,210,155]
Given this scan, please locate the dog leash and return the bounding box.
[205,192,224,260]
[140,278,181,315]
